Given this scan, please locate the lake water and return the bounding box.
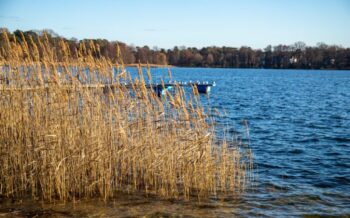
[1,68,349,217]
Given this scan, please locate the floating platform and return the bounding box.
[106,81,216,96]
[152,81,216,96]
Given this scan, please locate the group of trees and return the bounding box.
[165,42,350,69]
[1,28,349,69]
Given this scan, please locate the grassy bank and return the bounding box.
[0,30,252,202]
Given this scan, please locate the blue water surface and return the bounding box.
[129,67,350,217]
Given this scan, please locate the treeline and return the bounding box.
[1,28,350,69]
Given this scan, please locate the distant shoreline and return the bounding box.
[125,65,350,71]
[124,63,174,68]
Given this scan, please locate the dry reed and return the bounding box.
[0,30,252,202]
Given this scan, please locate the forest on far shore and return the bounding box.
[1,28,350,69]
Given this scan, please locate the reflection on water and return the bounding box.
[1,192,348,217]
[0,195,241,217]
[1,68,350,217]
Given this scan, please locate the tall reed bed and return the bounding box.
[0,30,252,201]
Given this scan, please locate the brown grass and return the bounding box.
[0,30,252,202]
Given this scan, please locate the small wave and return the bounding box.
[335,162,350,168]
[289,149,304,154]
[324,151,341,156]
[256,163,282,169]
[306,123,329,130]
[313,181,337,189]
[263,182,290,192]
[299,138,320,143]
[329,114,345,120]
[324,136,350,143]
[333,176,350,184]
[337,143,349,147]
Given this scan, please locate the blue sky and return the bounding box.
[0,0,349,49]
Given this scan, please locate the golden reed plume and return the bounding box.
[0,29,252,202]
